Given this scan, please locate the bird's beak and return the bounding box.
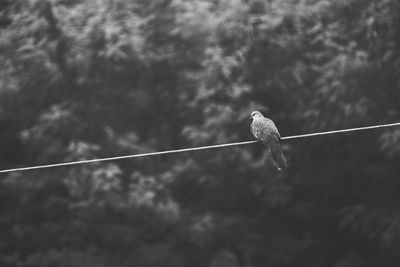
[249,115,252,121]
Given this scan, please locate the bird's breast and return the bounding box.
[251,119,276,143]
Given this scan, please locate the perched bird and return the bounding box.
[250,111,287,170]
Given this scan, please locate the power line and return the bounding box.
[0,121,399,174]
[280,121,400,140]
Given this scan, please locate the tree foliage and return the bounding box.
[1,0,400,266]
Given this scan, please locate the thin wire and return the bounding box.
[281,121,400,140]
[1,121,399,174]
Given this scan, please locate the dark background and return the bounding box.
[1,0,400,266]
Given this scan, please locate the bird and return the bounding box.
[250,111,287,170]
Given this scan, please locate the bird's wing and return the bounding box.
[260,118,281,143]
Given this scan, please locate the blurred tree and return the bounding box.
[1,0,400,266]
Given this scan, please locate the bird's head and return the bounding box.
[250,111,263,120]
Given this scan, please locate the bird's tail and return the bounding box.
[269,143,287,171]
